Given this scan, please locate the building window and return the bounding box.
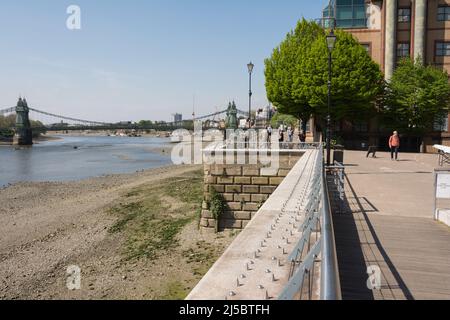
[361,43,370,52]
[438,6,450,21]
[434,115,449,132]
[323,0,368,29]
[436,42,450,56]
[397,43,410,58]
[398,8,411,22]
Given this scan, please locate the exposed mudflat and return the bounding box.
[0,164,236,300]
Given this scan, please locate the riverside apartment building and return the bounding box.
[318,0,450,152]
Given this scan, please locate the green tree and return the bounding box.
[305,29,384,122]
[265,19,323,132]
[384,58,450,136]
[30,120,44,128]
[0,115,15,138]
[138,120,153,128]
[265,20,384,131]
[30,120,46,137]
[270,113,298,128]
[0,114,15,128]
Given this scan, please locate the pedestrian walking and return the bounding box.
[266,125,272,145]
[298,130,306,148]
[389,131,400,161]
[278,127,285,149]
[287,127,293,143]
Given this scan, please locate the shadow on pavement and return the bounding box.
[348,171,432,175]
[331,174,415,300]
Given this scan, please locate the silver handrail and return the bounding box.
[328,161,345,213]
[277,146,341,300]
[320,164,342,300]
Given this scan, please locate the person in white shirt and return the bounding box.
[266,125,273,144]
[287,127,293,143]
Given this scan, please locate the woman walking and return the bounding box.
[287,127,293,143]
[389,131,400,161]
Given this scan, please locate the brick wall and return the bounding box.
[200,152,303,231]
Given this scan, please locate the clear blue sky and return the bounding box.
[0,0,327,122]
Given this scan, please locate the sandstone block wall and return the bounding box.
[200,152,303,230]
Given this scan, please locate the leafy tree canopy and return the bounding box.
[138,120,153,127]
[384,58,450,135]
[0,114,15,128]
[0,115,44,129]
[265,19,323,130]
[30,120,44,128]
[265,19,384,129]
[270,113,298,128]
[304,29,384,120]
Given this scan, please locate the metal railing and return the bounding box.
[221,140,323,151]
[320,163,342,300]
[280,142,324,150]
[327,161,346,214]
[278,147,341,300]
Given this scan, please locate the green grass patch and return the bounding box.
[160,281,190,300]
[182,240,223,276]
[163,174,203,204]
[125,217,193,261]
[108,202,146,234]
[108,169,204,261]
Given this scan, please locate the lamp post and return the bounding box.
[326,30,336,166]
[247,61,254,127]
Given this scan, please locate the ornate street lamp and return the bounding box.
[326,30,336,166]
[247,62,254,127]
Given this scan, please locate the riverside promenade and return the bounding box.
[187,149,325,300]
[335,151,450,300]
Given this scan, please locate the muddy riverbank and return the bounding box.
[0,165,236,300]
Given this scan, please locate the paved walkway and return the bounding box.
[333,151,450,300]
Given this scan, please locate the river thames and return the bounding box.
[0,135,173,187]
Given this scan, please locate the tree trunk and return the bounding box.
[299,115,309,134]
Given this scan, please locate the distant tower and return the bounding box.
[13,97,33,145]
[173,113,183,124]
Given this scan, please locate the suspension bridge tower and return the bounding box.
[13,97,33,145]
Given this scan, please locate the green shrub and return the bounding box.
[209,188,226,233]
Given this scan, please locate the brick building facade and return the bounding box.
[317,0,450,152]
